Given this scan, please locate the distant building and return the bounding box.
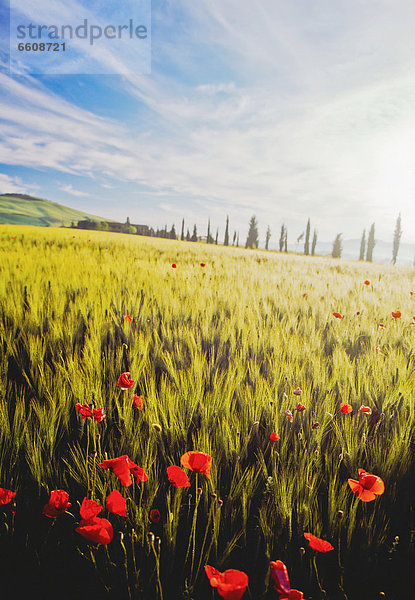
[132,224,151,236]
[106,222,150,236]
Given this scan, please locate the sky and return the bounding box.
[1,0,415,248]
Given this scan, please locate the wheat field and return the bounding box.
[0,224,414,600]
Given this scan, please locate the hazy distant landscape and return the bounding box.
[1,194,413,265]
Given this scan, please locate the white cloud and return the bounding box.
[1,1,415,243]
[59,184,90,197]
[0,172,37,195]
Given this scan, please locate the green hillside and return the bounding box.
[0,194,109,227]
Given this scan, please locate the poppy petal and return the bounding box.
[76,516,113,544]
[270,560,291,596]
[106,490,127,516]
[303,533,334,553]
[79,497,102,520]
[167,466,191,487]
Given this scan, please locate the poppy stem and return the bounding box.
[120,535,132,600]
[185,473,200,578]
[192,502,216,585]
[337,512,348,600]
[85,420,90,495]
[150,537,164,600]
[312,554,326,598]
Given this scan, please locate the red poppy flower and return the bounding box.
[92,407,106,422]
[293,387,302,396]
[79,497,102,520]
[205,565,248,600]
[75,403,93,419]
[303,533,334,553]
[76,516,113,544]
[172,263,177,268]
[75,403,105,422]
[358,405,372,415]
[364,280,370,286]
[167,466,191,487]
[295,403,306,412]
[106,490,127,516]
[302,293,307,298]
[348,468,385,502]
[43,489,71,518]
[269,561,304,599]
[392,311,401,319]
[312,421,319,430]
[379,322,385,329]
[150,509,161,523]
[270,432,280,442]
[131,465,148,484]
[125,315,132,322]
[99,455,138,486]
[284,410,293,422]
[0,487,16,505]
[133,395,143,409]
[200,263,206,267]
[333,312,343,319]
[117,372,135,390]
[340,403,352,414]
[180,451,212,478]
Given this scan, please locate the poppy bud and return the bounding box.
[297,432,302,440]
[147,532,155,543]
[197,487,202,495]
[379,593,386,599]
[210,493,217,499]
[299,547,306,557]
[337,510,344,519]
[152,423,162,432]
[252,421,259,426]
[90,450,97,459]
[217,499,223,507]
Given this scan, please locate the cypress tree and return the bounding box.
[186,229,190,242]
[245,216,259,249]
[191,225,198,242]
[359,229,366,260]
[304,218,311,255]
[180,219,185,241]
[279,225,286,252]
[224,216,229,246]
[265,226,271,250]
[366,223,375,262]
[311,229,317,255]
[392,213,402,265]
[332,233,342,258]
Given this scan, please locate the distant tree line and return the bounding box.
[74,211,404,263]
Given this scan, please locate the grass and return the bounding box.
[0,194,108,227]
[0,224,415,600]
